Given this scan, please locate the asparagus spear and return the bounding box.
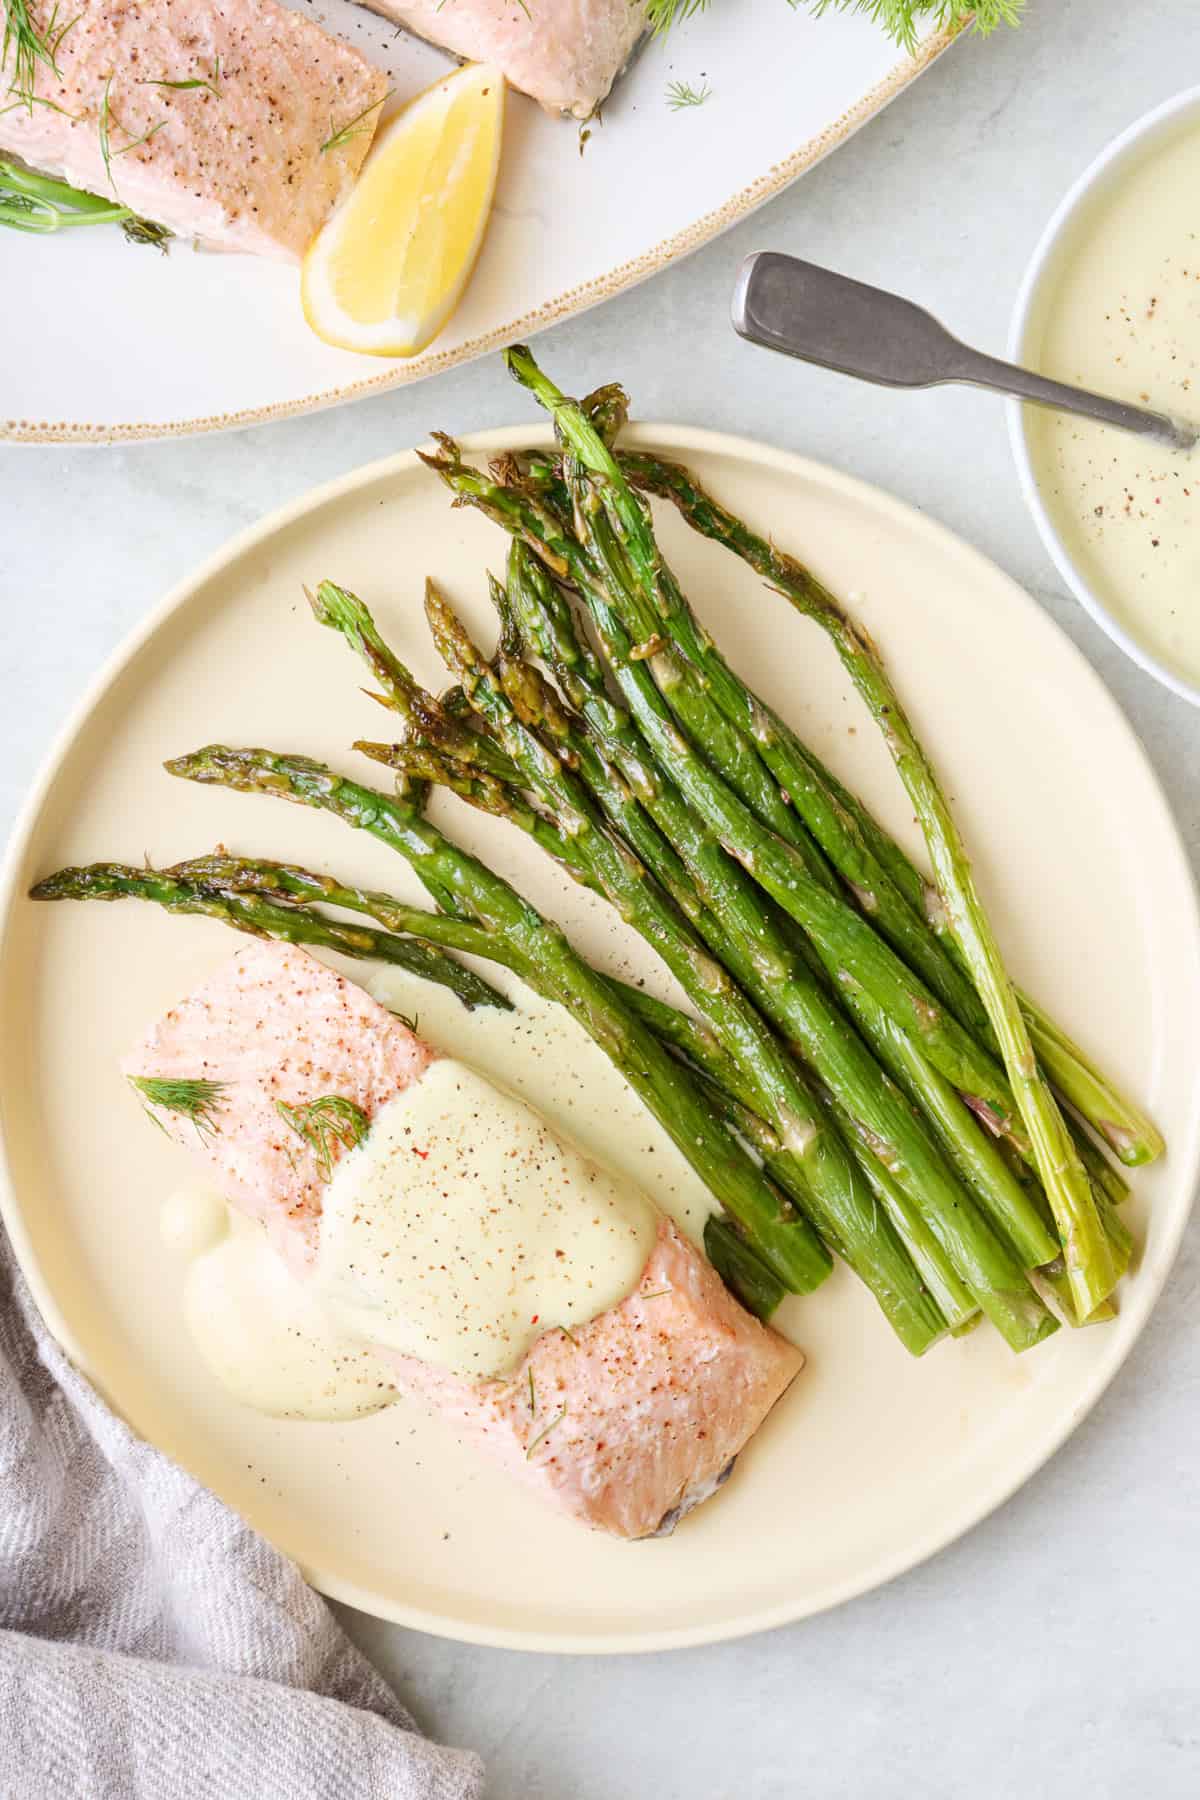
[160,745,830,1296]
[605,447,1119,1315]
[307,582,517,782]
[28,861,511,1011]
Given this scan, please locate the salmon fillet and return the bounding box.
[0,0,389,260]
[363,0,648,118]
[125,941,802,1538]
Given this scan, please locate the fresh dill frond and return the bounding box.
[98,74,167,193]
[644,0,709,38]
[527,1367,536,1414]
[2,0,65,111]
[113,118,165,156]
[319,88,392,155]
[665,78,711,110]
[525,1405,567,1459]
[0,90,79,119]
[129,1075,227,1141]
[276,1094,371,1179]
[140,55,221,99]
[796,0,1022,54]
[45,6,77,60]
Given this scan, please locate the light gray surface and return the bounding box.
[4,1,1199,1794]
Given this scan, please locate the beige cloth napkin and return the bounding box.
[0,1229,484,1800]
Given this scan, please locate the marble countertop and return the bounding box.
[4,1,1198,1793]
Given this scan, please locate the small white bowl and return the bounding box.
[1008,86,1200,707]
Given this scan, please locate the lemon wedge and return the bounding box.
[302,63,505,358]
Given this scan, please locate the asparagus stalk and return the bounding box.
[28,861,511,1010]
[308,583,517,782]
[1015,989,1163,1169]
[161,745,830,1296]
[608,447,1120,1316]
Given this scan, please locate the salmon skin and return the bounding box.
[0,0,389,259]
[361,0,649,119]
[125,941,802,1538]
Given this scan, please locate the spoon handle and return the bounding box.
[732,251,1195,453]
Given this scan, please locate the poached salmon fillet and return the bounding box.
[0,0,389,259]
[124,941,802,1539]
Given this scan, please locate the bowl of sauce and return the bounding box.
[1009,88,1200,704]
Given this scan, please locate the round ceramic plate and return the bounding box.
[0,3,954,443]
[2,424,1198,1653]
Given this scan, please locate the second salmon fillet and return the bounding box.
[0,0,389,259]
[125,940,802,1539]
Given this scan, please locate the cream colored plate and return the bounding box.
[0,4,954,444]
[2,425,1198,1653]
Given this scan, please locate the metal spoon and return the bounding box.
[731,251,1199,454]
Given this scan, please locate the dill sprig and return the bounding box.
[793,0,1022,53]
[141,55,221,100]
[319,88,392,155]
[2,0,67,110]
[525,1406,567,1460]
[646,0,1021,48]
[97,75,168,208]
[276,1094,371,1180]
[129,1075,227,1141]
[645,0,708,38]
[665,78,711,110]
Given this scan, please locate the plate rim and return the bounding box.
[3,420,1198,1653]
[0,28,957,446]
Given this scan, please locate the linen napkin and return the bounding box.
[0,1227,484,1800]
